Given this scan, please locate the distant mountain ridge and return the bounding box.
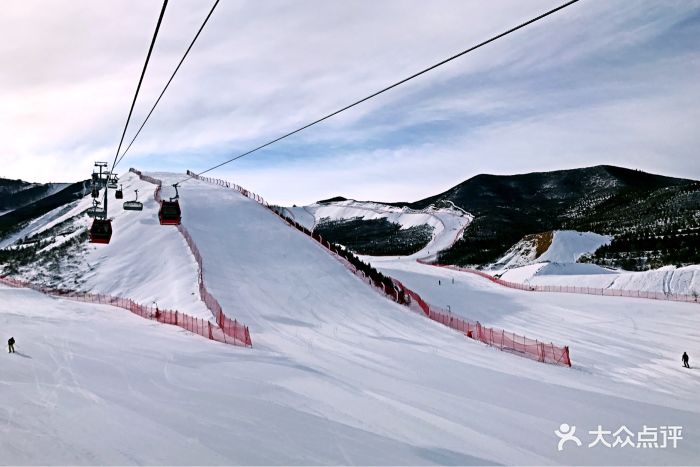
[0,179,90,240]
[0,178,70,215]
[310,165,700,269]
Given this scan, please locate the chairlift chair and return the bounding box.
[107,174,118,189]
[158,184,181,225]
[115,184,123,199]
[91,185,99,198]
[87,200,106,218]
[123,189,143,211]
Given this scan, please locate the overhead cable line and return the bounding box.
[109,0,169,176]
[177,0,580,185]
[114,0,220,170]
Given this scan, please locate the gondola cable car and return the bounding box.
[88,197,112,244]
[158,184,181,225]
[89,217,112,244]
[88,166,112,244]
[115,184,123,199]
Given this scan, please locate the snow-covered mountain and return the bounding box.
[0,179,88,243]
[289,166,699,269]
[407,165,700,268]
[286,198,472,258]
[0,178,70,216]
[2,170,699,464]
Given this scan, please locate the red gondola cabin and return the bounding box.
[158,200,181,225]
[89,219,112,244]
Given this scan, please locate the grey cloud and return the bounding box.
[0,0,698,206]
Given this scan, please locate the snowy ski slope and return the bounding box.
[497,262,700,296]
[1,172,699,465]
[0,171,211,321]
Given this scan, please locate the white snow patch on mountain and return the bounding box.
[539,230,612,263]
[490,230,612,271]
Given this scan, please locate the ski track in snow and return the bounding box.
[1,172,699,465]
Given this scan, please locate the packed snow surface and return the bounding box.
[498,263,700,296]
[2,172,699,465]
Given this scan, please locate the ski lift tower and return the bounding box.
[92,161,108,188]
[88,162,112,243]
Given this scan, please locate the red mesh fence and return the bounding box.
[0,275,235,345]
[128,169,252,346]
[389,277,571,366]
[419,260,700,305]
[177,224,252,346]
[188,171,571,367]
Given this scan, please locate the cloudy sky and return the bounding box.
[1,0,698,204]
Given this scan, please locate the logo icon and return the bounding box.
[555,423,582,451]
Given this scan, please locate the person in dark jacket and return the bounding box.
[8,337,15,353]
[682,352,690,368]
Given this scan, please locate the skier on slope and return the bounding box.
[8,337,15,353]
[682,352,690,368]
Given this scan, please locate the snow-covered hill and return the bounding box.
[287,198,472,259]
[490,230,611,270]
[0,171,210,320]
[0,180,69,216]
[2,171,699,464]
[482,230,700,296]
